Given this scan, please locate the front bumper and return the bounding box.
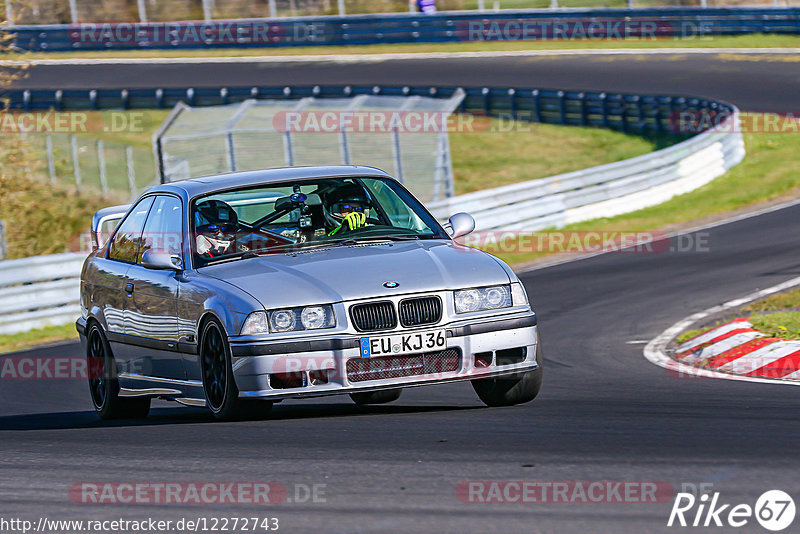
[229,312,538,400]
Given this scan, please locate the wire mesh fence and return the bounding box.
[7,0,795,25]
[156,91,465,204]
[18,133,156,198]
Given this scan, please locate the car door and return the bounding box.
[122,194,186,380]
[102,196,155,360]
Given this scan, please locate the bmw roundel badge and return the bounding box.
[383,281,400,288]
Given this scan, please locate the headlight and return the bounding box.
[454,285,512,314]
[270,310,297,332]
[241,305,336,335]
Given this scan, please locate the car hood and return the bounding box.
[197,240,510,309]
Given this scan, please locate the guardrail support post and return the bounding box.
[70,135,82,192]
[558,91,567,125]
[5,2,13,26]
[338,0,346,16]
[269,0,277,18]
[0,221,7,261]
[68,0,78,23]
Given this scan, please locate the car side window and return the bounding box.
[363,180,427,231]
[108,197,155,263]
[138,195,184,264]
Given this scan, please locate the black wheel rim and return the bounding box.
[202,324,227,411]
[87,329,107,409]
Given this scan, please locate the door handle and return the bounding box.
[125,283,134,295]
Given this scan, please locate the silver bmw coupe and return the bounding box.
[77,166,541,420]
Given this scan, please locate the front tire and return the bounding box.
[87,323,150,419]
[200,318,272,420]
[350,388,402,405]
[472,342,543,407]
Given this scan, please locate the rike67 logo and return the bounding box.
[668,490,795,531]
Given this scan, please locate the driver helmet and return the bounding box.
[324,182,371,231]
[195,199,239,256]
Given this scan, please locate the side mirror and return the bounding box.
[141,249,183,271]
[448,212,475,240]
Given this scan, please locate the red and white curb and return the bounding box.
[644,276,800,385]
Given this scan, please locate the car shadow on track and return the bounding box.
[0,403,484,431]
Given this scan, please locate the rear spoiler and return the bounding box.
[91,204,131,250]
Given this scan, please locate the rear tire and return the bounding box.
[200,318,272,421]
[87,323,151,420]
[350,388,403,405]
[472,342,543,407]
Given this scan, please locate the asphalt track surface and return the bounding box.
[12,51,800,111]
[3,51,800,533]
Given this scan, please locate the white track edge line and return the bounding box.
[643,275,800,386]
[5,47,800,66]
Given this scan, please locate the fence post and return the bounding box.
[627,0,633,7]
[45,135,56,185]
[126,146,137,198]
[202,0,214,20]
[478,0,486,10]
[225,132,237,172]
[391,127,404,185]
[0,221,6,261]
[68,0,78,23]
[550,0,558,8]
[96,140,108,195]
[5,2,13,25]
[269,0,277,18]
[339,129,351,165]
[338,0,346,16]
[70,134,82,192]
[283,132,295,166]
[137,0,147,22]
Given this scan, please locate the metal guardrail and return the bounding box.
[0,253,86,335]
[3,85,727,142]
[6,7,800,51]
[427,109,744,230]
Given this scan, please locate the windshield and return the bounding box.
[191,176,448,266]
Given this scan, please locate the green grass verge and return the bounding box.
[750,312,800,340]
[11,34,800,61]
[0,324,78,354]
[741,288,800,314]
[488,113,800,266]
[450,117,668,194]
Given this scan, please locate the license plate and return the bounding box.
[360,329,447,358]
